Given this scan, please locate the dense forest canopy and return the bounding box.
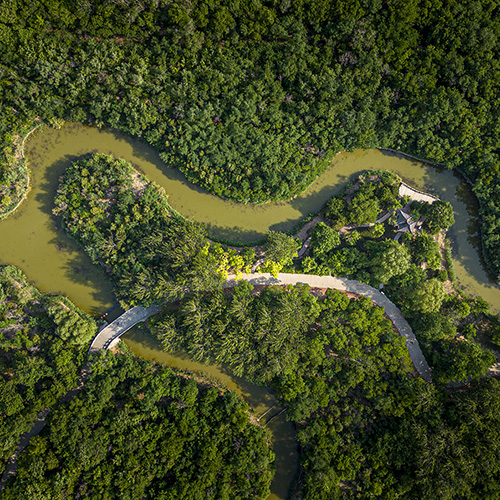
[3,2,500,498]
[149,282,500,499]
[55,155,498,385]
[53,154,228,305]
[0,266,274,498]
[303,170,496,384]
[0,265,94,475]
[3,353,274,500]
[1,0,500,278]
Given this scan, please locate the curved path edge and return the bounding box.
[88,305,162,354]
[225,273,433,382]
[89,274,433,381]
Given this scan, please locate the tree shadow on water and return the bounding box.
[103,127,210,193]
[33,153,117,313]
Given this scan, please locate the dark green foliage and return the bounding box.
[3,354,274,499]
[424,201,456,234]
[410,200,455,234]
[1,1,500,278]
[389,279,496,384]
[435,268,448,281]
[150,282,500,498]
[403,278,446,314]
[444,242,457,283]
[53,154,224,306]
[0,266,94,473]
[154,283,323,382]
[407,232,441,269]
[324,171,401,228]
[323,198,348,230]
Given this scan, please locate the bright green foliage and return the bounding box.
[1,0,500,277]
[263,231,300,275]
[324,171,401,227]
[0,266,93,473]
[150,283,500,498]
[47,303,97,346]
[408,232,441,269]
[2,354,274,499]
[403,278,446,314]
[367,239,411,284]
[53,154,224,305]
[388,275,496,384]
[371,223,385,237]
[424,201,455,234]
[311,222,340,256]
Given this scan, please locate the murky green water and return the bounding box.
[1,121,500,499]
[15,122,500,313]
[124,328,298,500]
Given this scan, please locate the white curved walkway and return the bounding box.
[399,182,438,204]
[88,305,162,354]
[225,273,432,382]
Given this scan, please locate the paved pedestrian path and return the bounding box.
[225,273,433,382]
[88,305,162,354]
[399,182,438,204]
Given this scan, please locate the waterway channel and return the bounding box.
[1,122,500,498]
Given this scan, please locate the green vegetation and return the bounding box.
[410,200,456,234]
[0,121,42,219]
[53,153,248,306]
[324,171,402,229]
[1,1,500,279]
[303,171,496,384]
[149,283,500,499]
[0,265,95,475]
[3,3,500,495]
[3,353,274,499]
[262,231,301,276]
[407,232,441,270]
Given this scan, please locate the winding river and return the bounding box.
[1,121,500,499]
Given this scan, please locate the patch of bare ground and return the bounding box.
[130,172,147,199]
[57,301,70,311]
[109,342,124,355]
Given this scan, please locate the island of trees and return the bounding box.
[0,266,274,499]
[40,152,500,497]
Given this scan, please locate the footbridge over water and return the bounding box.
[87,274,434,382]
[88,305,162,354]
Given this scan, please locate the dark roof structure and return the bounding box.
[395,208,423,235]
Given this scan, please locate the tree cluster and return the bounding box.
[3,353,274,499]
[305,171,495,383]
[149,282,500,499]
[53,153,238,306]
[0,265,95,474]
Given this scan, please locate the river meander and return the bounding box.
[1,121,500,498]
